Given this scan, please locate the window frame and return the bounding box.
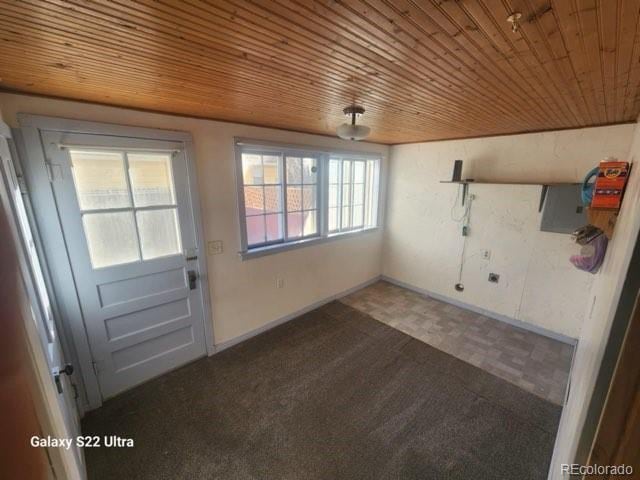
[234,138,382,260]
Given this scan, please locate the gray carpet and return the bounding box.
[82,301,562,480]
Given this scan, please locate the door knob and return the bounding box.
[53,364,74,394]
[188,270,198,290]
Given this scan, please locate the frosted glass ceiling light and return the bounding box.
[337,105,371,141]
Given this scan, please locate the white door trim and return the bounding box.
[18,114,215,409]
[1,123,85,479]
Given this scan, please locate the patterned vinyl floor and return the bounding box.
[340,281,574,405]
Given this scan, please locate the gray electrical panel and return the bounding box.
[540,184,587,234]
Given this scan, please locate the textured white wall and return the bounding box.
[549,122,640,478]
[384,125,635,338]
[0,92,388,344]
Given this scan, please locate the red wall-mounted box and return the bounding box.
[591,161,630,209]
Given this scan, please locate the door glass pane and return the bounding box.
[82,212,139,268]
[244,186,265,215]
[303,210,317,236]
[265,213,283,241]
[137,209,182,260]
[69,150,130,210]
[287,211,303,238]
[246,215,266,246]
[128,153,176,206]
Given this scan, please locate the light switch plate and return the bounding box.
[207,240,223,255]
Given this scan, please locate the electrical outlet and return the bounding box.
[481,249,491,260]
[488,273,500,283]
[207,240,223,255]
[276,278,285,289]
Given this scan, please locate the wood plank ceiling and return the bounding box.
[1,0,639,144]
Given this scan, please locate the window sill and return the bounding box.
[239,227,380,260]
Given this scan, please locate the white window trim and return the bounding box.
[234,138,383,260]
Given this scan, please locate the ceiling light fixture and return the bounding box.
[507,12,522,33]
[336,105,371,141]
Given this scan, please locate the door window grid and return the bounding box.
[69,149,182,269]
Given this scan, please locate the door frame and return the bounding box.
[18,114,215,410]
[0,122,85,479]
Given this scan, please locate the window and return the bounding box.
[237,141,380,256]
[69,149,182,268]
[328,157,378,233]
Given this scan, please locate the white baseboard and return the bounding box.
[213,276,382,353]
[214,274,577,354]
[381,275,578,346]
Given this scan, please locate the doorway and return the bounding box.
[18,116,214,405]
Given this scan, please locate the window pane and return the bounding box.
[242,154,263,185]
[69,150,130,210]
[244,186,265,215]
[354,161,365,183]
[329,184,339,207]
[128,153,176,207]
[302,185,317,210]
[264,186,282,213]
[341,206,351,229]
[263,155,280,184]
[137,209,182,260]
[246,215,266,246]
[342,184,351,206]
[287,211,303,238]
[353,184,364,205]
[342,160,351,183]
[286,186,302,212]
[303,210,317,236]
[328,207,338,231]
[329,160,340,184]
[286,157,302,184]
[265,213,283,241]
[352,205,364,227]
[82,212,139,268]
[302,157,317,184]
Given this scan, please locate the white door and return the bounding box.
[0,132,84,474]
[41,131,207,399]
